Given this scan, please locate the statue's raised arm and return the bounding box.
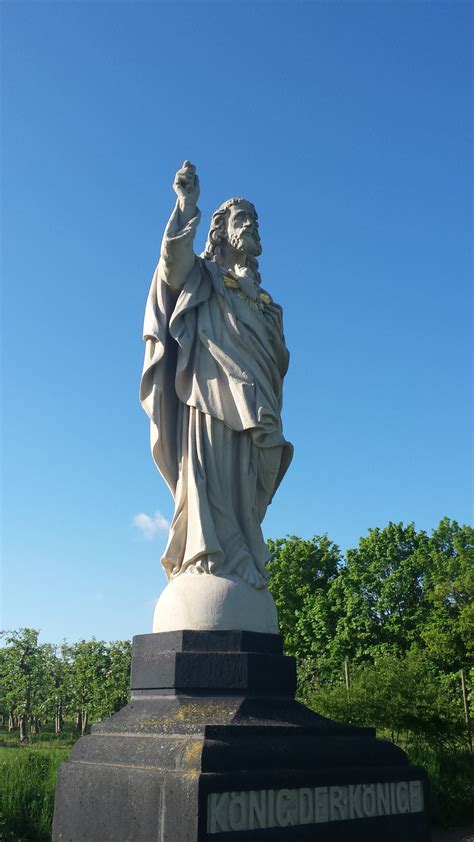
[173,160,200,216]
[158,160,201,291]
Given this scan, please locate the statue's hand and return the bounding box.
[173,160,200,209]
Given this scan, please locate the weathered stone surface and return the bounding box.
[52,632,430,841]
[153,573,280,634]
[131,630,294,695]
[133,629,284,654]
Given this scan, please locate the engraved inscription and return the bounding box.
[207,781,424,833]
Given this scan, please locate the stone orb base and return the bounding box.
[153,573,279,634]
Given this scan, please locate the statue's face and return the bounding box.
[226,203,262,257]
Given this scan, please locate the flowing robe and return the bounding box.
[140,204,293,587]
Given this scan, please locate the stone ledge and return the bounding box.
[133,630,283,655]
[131,650,296,694]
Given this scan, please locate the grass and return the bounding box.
[0,729,73,842]
[407,744,474,827]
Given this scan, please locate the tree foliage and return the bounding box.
[420,519,474,672]
[307,650,466,745]
[327,521,431,664]
[0,632,131,741]
[267,518,473,749]
[266,535,341,665]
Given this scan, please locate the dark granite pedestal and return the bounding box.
[53,631,430,841]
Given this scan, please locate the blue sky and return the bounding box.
[2,1,472,645]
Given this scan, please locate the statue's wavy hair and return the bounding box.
[201,197,261,282]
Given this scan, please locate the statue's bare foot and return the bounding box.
[187,557,209,575]
[237,562,267,590]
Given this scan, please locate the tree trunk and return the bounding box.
[19,712,28,743]
[55,701,64,735]
[81,708,89,737]
[461,668,472,754]
[75,710,82,733]
[8,711,15,732]
[344,659,351,690]
[30,717,41,734]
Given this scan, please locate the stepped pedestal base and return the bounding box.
[53,631,430,841]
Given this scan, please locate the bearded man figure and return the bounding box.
[140,162,293,633]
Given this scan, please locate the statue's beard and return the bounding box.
[229,231,262,257]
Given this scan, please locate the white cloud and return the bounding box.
[133,510,170,540]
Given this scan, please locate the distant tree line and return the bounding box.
[0,633,131,740]
[1,517,472,750]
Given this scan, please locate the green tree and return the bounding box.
[419,519,474,752]
[328,522,429,666]
[41,643,72,735]
[0,629,52,741]
[266,535,342,682]
[420,518,474,671]
[102,640,131,715]
[64,639,110,735]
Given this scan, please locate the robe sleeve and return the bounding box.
[158,202,201,292]
[140,209,208,496]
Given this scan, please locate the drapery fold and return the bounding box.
[140,209,293,587]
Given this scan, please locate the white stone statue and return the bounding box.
[140,162,293,633]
